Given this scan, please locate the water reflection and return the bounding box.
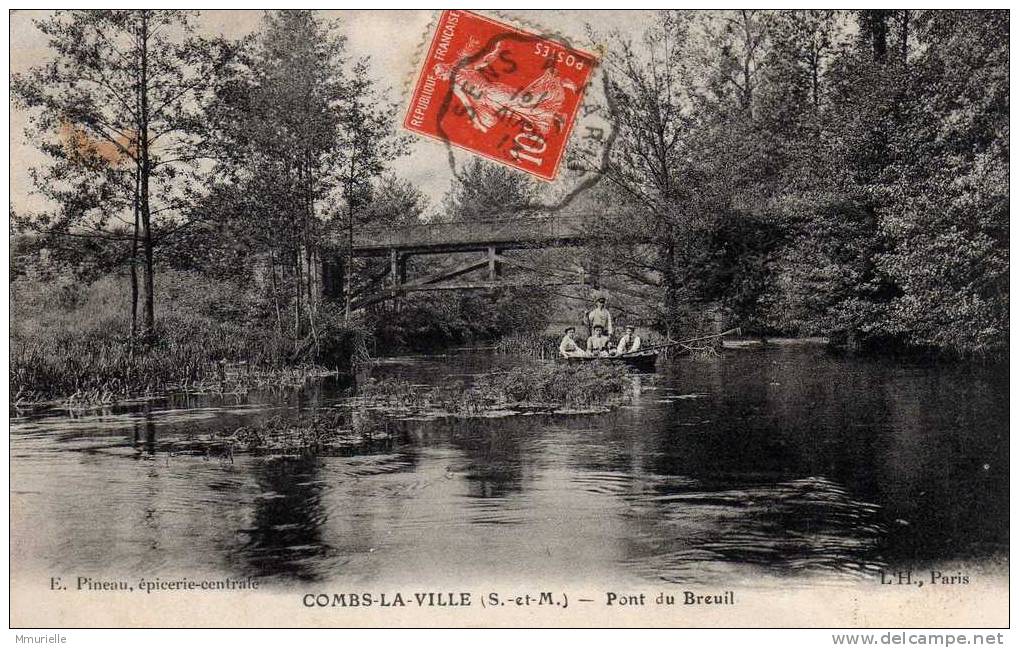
[9,346,1009,586]
[451,418,536,499]
[131,408,157,456]
[240,457,331,581]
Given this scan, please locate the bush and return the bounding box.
[368,288,551,351]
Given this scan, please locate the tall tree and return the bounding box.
[768,10,842,110]
[12,10,234,338]
[581,11,699,335]
[587,11,785,336]
[203,11,406,329]
[203,11,347,337]
[876,10,1009,355]
[359,175,429,228]
[782,9,908,346]
[443,158,542,223]
[702,10,774,119]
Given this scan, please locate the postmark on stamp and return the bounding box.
[404,10,598,181]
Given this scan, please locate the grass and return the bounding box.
[166,360,641,458]
[229,411,383,454]
[356,377,485,415]
[10,271,366,408]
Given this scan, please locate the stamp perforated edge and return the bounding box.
[400,10,604,182]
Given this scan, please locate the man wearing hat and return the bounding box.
[586,296,613,337]
[614,325,641,356]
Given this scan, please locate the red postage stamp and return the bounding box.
[404,10,598,181]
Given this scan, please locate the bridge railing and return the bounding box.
[350,214,590,251]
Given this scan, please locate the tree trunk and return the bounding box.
[269,248,284,337]
[663,238,678,339]
[130,162,140,346]
[740,10,756,118]
[294,246,302,338]
[304,154,319,354]
[862,10,889,63]
[305,151,316,306]
[138,12,155,339]
[811,52,820,107]
[899,10,909,66]
[344,159,355,320]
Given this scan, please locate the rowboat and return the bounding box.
[564,349,660,372]
[557,328,740,373]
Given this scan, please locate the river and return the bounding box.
[10,344,1008,589]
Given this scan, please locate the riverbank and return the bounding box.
[10,271,366,409]
[12,364,343,415]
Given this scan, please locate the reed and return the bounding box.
[357,360,637,413]
[168,410,394,457]
[170,362,641,458]
[493,331,560,360]
[474,361,636,408]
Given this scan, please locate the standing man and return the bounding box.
[586,297,613,337]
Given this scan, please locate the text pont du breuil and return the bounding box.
[301,590,735,607]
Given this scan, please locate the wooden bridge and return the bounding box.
[328,214,594,313]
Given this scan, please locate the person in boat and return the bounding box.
[586,324,612,357]
[558,326,585,358]
[586,297,613,337]
[614,325,642,356]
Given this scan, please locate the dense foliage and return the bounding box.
[585,10,1007,358]
[11,11,394,402]
[11,11,236,337]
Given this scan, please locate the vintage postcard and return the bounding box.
[8,8,1009,634]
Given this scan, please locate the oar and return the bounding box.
[628,328,742,355]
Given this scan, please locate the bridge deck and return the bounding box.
[349,215,588,256]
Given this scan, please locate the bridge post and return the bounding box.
[588,256,601,289]
[344,258,352,319]
[390,249,400,292]
[321,259,343,299]
[488,246,499,282]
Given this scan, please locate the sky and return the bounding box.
[9,9,649,218]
